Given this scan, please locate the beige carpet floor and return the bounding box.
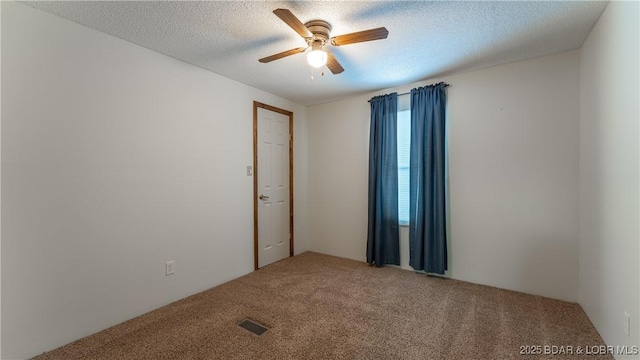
[34,252,611,360]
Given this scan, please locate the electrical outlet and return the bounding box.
[624,311,630,336]
[166,260,175,276]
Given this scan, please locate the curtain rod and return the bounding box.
[397,83,450,97]
[368,83,451,102]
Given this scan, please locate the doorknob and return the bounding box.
[259,194,270,200]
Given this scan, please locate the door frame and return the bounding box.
[253,101,294,270]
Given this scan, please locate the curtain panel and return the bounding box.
[409,83,448,274]
[366,93,400,266]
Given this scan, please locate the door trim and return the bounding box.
[253,101,294,270]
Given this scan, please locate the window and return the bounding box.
[397,109,410,225]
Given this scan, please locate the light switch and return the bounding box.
[246,165,253,176]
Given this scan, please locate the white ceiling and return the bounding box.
[23,1,608,106]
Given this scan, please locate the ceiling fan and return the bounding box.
[259,9,389,74]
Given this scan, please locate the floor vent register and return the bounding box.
[237,318,269,336]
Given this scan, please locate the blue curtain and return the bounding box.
[409,83,448,274]
[367,93,400,266]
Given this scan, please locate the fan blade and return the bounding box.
[330,27,389,46]
[259,47,307,63]
[273,9,312,38]
[326,51,344,74]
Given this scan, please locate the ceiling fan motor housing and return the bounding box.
[305,20,332,44]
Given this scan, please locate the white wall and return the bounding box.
[579,1,639,357]
[1,3,308,359]
[0,1,3,356]
[308,50,580,302]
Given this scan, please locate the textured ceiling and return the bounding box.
[23,1,608,106]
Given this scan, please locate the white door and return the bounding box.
[256,106,291,268]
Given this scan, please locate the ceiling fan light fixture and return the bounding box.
[307,49,328,68]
